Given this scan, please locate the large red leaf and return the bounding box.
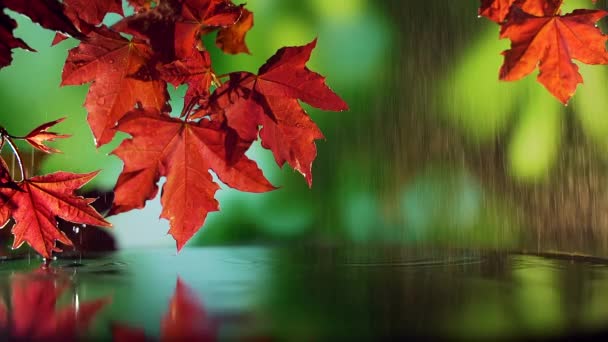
[52,0,125,44]
[63,0,123,26]
[0,270,108,340]
[2,0,82,38]
[0,11,33,69]
[0,171,111,258]
[209,39,348,186]
[479,0,563,22]
[61,28,169,146]
[110,108,274,250]
[499,8,608,104]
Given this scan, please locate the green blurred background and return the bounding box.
[2,0,608,255]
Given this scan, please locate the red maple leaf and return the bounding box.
[158,50,213,113]
[0,171,111,259]
[23,118,71,154]
[499,8,608,104]
[0,269,108,341]
[175,0,243,58]
[110,108,275,249]
[63,0,123,26]
[0,11,34,69]
[113,278,214,341]
[112,0,183,63]
[216,7,254,54]
[479,0,563,22]
[53,0,125,45]
[2,0,82,38]
[208,39,348,186]
[0,0,86,69]
[61,27,169,147]
[115,0,245,62]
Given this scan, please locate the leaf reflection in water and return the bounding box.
[113,278,215,341]
[0,267,109,341]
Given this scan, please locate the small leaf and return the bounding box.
[24,118,71,154]
[216,8,254,55]
[499,8,608,104]
[0,171,111,258]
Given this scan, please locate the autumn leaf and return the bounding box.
[115,0,245,61]
[2,0,82,39]
[499,8,608,104]
[158,50,213,113]
[61,27,169,147]
[0,171,111,259]
[113,0,183,63]
[0,11,34,69]
[479,0,563,22]
[216,8,254,54]
[209,39,349,186]
[52,0,125,45]
[23,118,71,154]
[63,0,123,26]
[175,0,243,58]
[0,269,108,341]
[110,108,274,250]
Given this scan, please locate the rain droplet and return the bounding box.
[81,224,87,228]
[73,226,80,234]
[108,59,115,64]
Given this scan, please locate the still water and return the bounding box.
[2,247,608,340]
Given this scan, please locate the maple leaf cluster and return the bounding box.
[479,0,608,104]
[0,0,348,256]
[0,120,110,259]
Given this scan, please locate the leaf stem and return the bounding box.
[211,73,223,88]
[182,97,199,121]
[4,135,26,182]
